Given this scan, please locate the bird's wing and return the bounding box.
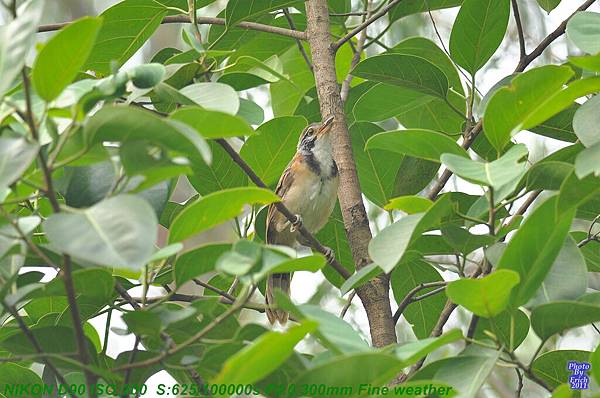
[266,158,296,244]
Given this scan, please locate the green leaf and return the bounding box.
[393,329,463,365]
[484,65,574,151]
[32,17,102,101]
[170,106,254,139]
[532,350,591,389]
[441,144,528,190]
[237,98,265,125]
[525,161,573,191]
[44,195,158,270]
[557,172,600,215]
[127,63,165,89]
[213,321,316,388]
[497,196,576,307]
[531,301,600,341]
[340,263,381,296]
[392,157,440,197]
[441,225,496,254]
[390,0,463,22]
[292,353,404,397]
[0,137,39,191]
[350,122,404,207]
[529,104,579,143]
[169,187,279,242]
[174,243,231,286]
[85,0,168,74]
[0,363,43,386]
[179,82,240,115]
[571,231,600,272]
[449,0,510,74]
[84,106,211,165]
[433,346,501,398]
[240,116,306,186]
[592,344,600,385]
[370,196,453,272]
[528,236,587,306]
[474,309,529,350]
[366,129,468,163]
[575,141,600,178]
[353,83,435,123]
[316,204,354,288]
[188,141,247,195]
[567,11,600,54]
[446,270,520,318]
[574,94,600,147]
[0,0,43,97]
[352,54,449,99]
[537,0,561,13]
[385,196,433,213]
[391,259,446,339]
[225,0,299,26]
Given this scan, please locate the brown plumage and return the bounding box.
[265,117,339,324]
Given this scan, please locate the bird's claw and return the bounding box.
[323,246,336,263]
[290,214,303,232]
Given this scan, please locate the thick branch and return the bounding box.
[305,0,396,348]
[38,15,306,40]
[216,139,351,280]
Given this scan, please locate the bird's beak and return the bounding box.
[317,115,335,137]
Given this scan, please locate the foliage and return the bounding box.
[0,0,599,397]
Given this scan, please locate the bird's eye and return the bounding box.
[307,128,314,136]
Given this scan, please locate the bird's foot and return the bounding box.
[323,246,336,263]
[290,214,303,232]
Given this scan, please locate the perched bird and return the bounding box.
[265,116,339,324]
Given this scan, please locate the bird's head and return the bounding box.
[298,116,335,152]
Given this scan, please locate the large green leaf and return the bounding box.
[441,144,528,190]
[572,231,600,272]
[292,353,404,397]
[449,0,510,74]
[392,157,440,197]
[240,116,307,186]
[170,107,254,139]
[529,104,578,143]
[352,83,435,122]
[532,350,591,389]
[389,0,463,22]
[44,195,158,270]
[188,141,247,195]
[169,187,279,242]
[0,137,39,191]
[85,0,168,74]
[316,204,354,288]
[497,196,576,307]
[350,122,404,207]
[369,196,453,272]
[557,172,600,215]
[528,236,587,306]
[213,321,315,389]
[32,17,102,101]
[352,54,449,99]
[566,11,600,54]
[483,65,574,151]
[531,301,600,341]
[174,243,231,287]
[0,363,43,388]
[225,0,300,26]
[446,270,520,318]
[391,259,446,339]
[474,309,530,350]
[84,106,211,165]
[0,0,43,97]
[179,82,240,115]
[366,129,468,163]
[573,95,600,148]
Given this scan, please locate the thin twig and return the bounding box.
[283,8,313,71]
[511,0,527,62]
[193,278,236,302]
[392,282,447,324]
[341,0,372,102]
[340,291,356,318]
[38,15,307,40]
[216,139,351,280]
[333,0,404,51]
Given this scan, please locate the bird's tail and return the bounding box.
[265,273,290,325]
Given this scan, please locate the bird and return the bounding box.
[265,115,339,325]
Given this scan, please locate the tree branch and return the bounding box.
[37,15,307,41]
[216,139,351,280]
[333,0,404,51]
[392,282,447,324]
[511,0,527,62]
[305,0,397,348]
[283,8,313,71]
[515,0,597,72]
